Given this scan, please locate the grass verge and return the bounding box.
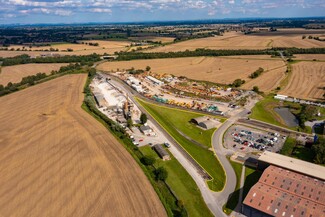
[223,160,243,215]
[137,98,226,191]
[140,146,214,217]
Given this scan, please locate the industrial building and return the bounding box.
[257,151,325,180]
[191,116,219,130]
[243,165,325,217]
[140,125,153,135]
[146,76,164,85]
[127,76,141,85]
[94,92,106,108]
[153,144,171,161]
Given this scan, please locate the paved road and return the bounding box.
[211,109,248,207]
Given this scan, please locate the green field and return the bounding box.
[250,95,317,133]
[250,95,285,127]
[223,160,243,215]
[140,146,214,217]
[137,98,226,191]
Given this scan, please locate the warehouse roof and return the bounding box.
[153,144,170,159]
[199,120,216,130]
[243,165,325,217]
[191,116,209,125]
[258,151,325,180]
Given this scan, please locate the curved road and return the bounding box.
[211,109,249,209]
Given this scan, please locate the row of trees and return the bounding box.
[249,67,264,79]
[0,63,96,97]
[1,54,100,66]
[116,47,325,61]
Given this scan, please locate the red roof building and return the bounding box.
[243,165,325,217]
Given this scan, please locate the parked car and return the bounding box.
[164,142,171,148]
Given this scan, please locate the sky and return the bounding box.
[0,0,324,24]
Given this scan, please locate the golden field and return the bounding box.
[280,61,325,101]
[0,74,166,217]
[294,54,325,61]
[0,63,67,85]
[0,40,131,58]
[97,56,286,86]
[145,29,325,52]
[242,66,287,92]
[129,36,175,43]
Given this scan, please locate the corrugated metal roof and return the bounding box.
[243,165,325,217]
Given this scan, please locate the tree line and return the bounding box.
[1,54,101,66]
[116,47,325,61]
[0,63,96,97]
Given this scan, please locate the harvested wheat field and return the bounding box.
[145,29,325,52]
[0,41,131,58]
[97,56,285,84]
[294,54,325,61]
[0,63,68,85]
[0,74,166,217]
[129,36,175,43]
[242,66,287,92]
[280,62,325,101]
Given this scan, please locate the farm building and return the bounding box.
[140,125,153,135]
[153,144,170,161]
[191,116,219,130]
[242,165,325,217]
[94,92,106,108]
[147,76,164,85]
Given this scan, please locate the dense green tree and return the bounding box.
[155,167,168,181]
[252,86,260,93]
[232,79,245,87]
[312,137,325,164]
[140,113,148,124]
[140,155,156,166]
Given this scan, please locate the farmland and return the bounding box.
[0,40,131,58]
[129,36,175,43]
[242,66,287,92]
[294,54,325,61]
[280,61,325,101]
[97,56,286,86]
[145,29,325,52]
[0,74,166,217]
[0,63,67,85]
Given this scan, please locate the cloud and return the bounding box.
[0,0,325,21]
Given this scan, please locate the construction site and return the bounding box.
[108,70,249,116]
[90,75,173,149]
